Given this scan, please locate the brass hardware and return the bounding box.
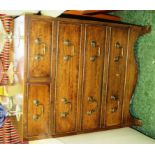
[60,97,72,118]
[90,56,96,61]
[64,39,71,46]
[87,111,92,116]
[91,41,97,47]
[111,95,120,111]
[35,38,42,44]
[116,73,120,77]
[87,109,96,116]
[33,99,40,106]
[34,37,47,58]
[87,96,98,116]
[60,112,69,118]
[34,54,43,61]
[111,95,119,101]
[32,99,44,120]
[63,55,72,61]
[39,104,44,115]
[115,42,124,58]
[115,42,121,48]
[61,98,67,103]
[88,96,95,103]
[32,114,39,120]
[61,98,71,104]
[63,39,76,61]
[111,107,118,113]
[114,56,120,62]
[90,41,101,62]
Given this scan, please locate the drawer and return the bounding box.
[28,19,53,79]
[106,27,129,127]
[26,84,50,138]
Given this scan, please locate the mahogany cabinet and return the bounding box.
[13,14,149,140]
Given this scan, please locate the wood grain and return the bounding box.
[106,27,129,127]
[55,22,82,134]
[27,84,50,137]
[28,19,53,79]
[81,24,106,131]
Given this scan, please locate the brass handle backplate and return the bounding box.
[32,114,40,120]
[111,107,118,113]
[63,55,72,61]
[111,95,119,101]
[60,112,69,118]
[34,53,43,62]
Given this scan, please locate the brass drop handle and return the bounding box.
[60,98,72,118]
[32,114,39,120]
[90,56,96,61]
[32,99,44,121]
[34,37,47,61]
[90,40,101,61]
[111,107,118,113]
[111,95,120,112]
[87,109,96,116]
[64,39,71,46]
[64,39,76,61]
[63,55,72,61]
[115,42,124,61]
[111,95,119,101]
[87,96,98,116]
[60,112,69,118]
[114,56,121,62]
[88,96,95,103]
[34,53,43,61]
[33,99,40,106]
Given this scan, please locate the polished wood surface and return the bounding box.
[122,26,151,126]
[106,27,129,127]
[27,84,50,137]
[55,22,82,134]
[81,25,106,130]
[63,10,121,21]
[81,10,115,15]
[28,18,53,79]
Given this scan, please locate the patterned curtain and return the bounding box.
[0,14,13,85]
[0,117,22,144]
[0,14,26,144]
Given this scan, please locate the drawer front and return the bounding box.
[82,25,106,130]
[28,19,52,78]
[106,27,129,127]
[55,22,82,134]
[27,84,50,137]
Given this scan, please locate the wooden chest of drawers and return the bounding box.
[13,14,149,140]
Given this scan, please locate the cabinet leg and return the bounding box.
[129,117,143,126]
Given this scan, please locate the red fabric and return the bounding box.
[0,117,23,144]
[0,14,13,85]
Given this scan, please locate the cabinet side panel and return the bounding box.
[10,16,26,141]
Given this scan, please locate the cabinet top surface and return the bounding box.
[15,14,144,29]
